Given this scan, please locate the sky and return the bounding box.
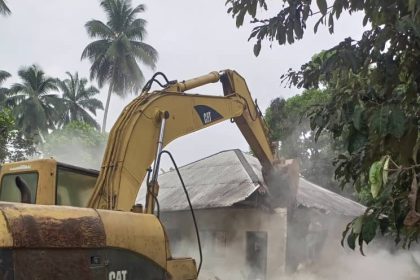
[0,0,366,169]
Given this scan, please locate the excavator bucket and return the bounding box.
[263,159,300,211]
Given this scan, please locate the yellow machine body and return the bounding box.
[0,70,287,279]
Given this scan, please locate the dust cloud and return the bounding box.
[287,249,420,280]
[161,209,420,280]
[156,153,420,280]
[282,206,420,280]
[35,131,420,280]
[282,225,419,280]
[38,134,107,170]
[285,212,420,280]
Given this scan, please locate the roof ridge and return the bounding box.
[299,177,364,207]
[163,148,245,170]
[233,150,260,185]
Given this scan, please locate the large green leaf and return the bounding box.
[352,106,364,131]
[248,0,258,17]
[236,9,246,27]
[348,129,367,153]
[369,160,384,198]
[347,232,357,250]
[362,216,379,244]
[388,108,406,138]
[382,156,390,185]
[316,0,328,15]
[352,216,363,234]
[253,40,262,57]
[370,107,389,136]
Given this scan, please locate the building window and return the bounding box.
[246,231,267,280]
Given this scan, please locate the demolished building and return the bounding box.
[137,149,365,279]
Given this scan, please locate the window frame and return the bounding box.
[55,162,99,207]
[0,171,40,204]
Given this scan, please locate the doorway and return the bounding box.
[246,231,267,280]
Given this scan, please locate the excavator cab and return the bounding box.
[0,159,98,207]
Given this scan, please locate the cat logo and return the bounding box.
[203,111,212,124]
[108,270,127,280]
[194,105,223,125]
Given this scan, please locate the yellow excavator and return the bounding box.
[0,70,296,279]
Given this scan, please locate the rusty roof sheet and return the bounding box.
[137,149,365,216]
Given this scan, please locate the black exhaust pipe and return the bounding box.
[15,176,32,203]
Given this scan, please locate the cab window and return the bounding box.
[56,166,97,207]
[0,172,38,203]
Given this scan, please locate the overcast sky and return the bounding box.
[0,0,365,168]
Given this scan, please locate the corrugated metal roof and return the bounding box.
[137,150,265,211]
[137,149,365,216]
[298,177,365,216]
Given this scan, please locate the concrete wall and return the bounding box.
[160,207,287,280]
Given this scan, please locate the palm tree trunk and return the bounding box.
[102,83,113,133]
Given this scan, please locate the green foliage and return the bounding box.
[0,70,11,108]
[342,213,380,255]
[0,70,10,85]
[369,156,390,198]
[82,0,158,132]
[1,67,105,164]
[0,109,37,163]
[0,0,11,16]
[266,89,355,197]
[228,0,420,251]
[266,89,330,141]
[0,71,37,163]
[40,121,107,169]
[8,65,63,141]
[57,72,103,130]
[0,109,15,161]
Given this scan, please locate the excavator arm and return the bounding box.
[88,70,276,212]
[0,69,298,280]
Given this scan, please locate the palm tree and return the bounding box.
[81,0,158,132]
[57,72,104,129]
[0,70,11,108]
[0,70,10,84]
[8,65,63,141]
[0,0,11,16]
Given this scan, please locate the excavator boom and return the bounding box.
[89,70,276,212]
[0,70,293,280]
